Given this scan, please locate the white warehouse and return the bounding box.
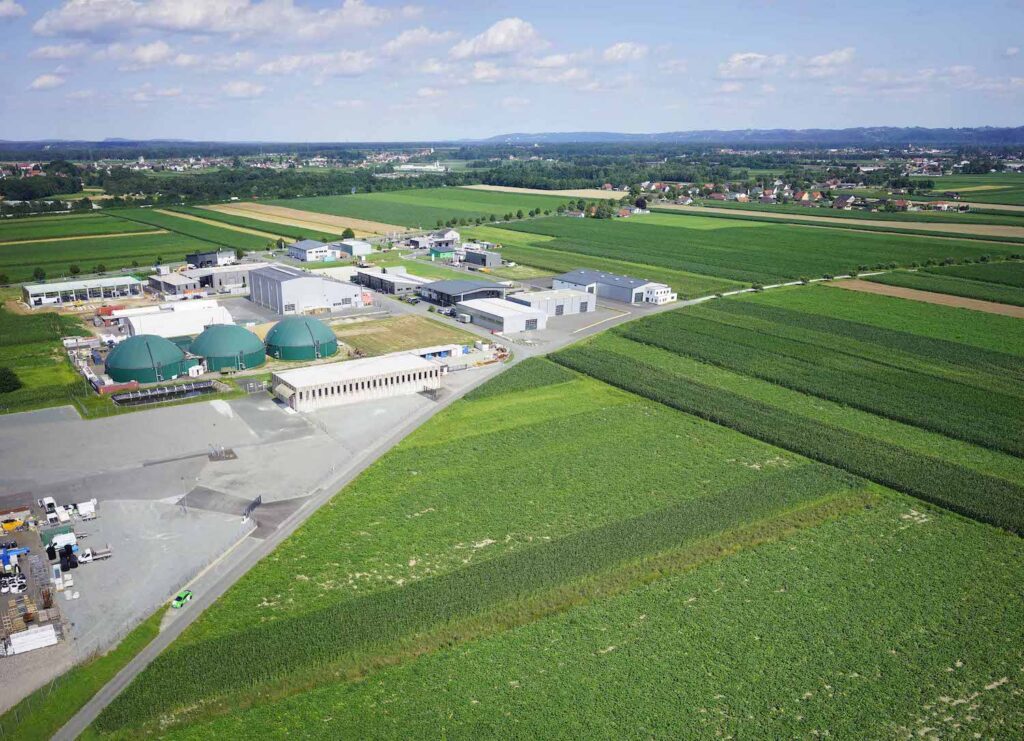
[456,298,547,333]
[508,288,594,317]
[271,354,443,412]
[552,269,677,305]
[249,264,364,315]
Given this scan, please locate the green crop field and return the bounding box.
[0,306,89,415]
[497,214,1021,285]
[107,209,275,252]
[914,173,1024,205]
[865,269,1024,306]
[270,187,578,228]
[176,206,344,241]
[0,214,158,243]
[91,359,867,736]
[924,260,1024,287]
[148,496,1024,740]
[0,232,209,282]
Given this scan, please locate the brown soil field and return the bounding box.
[154,210,288,240]
[829,279,1024,318]
[461,184,625,201]
[0,230,166,246]
[203,203,405,237]
[659,204,1024,240]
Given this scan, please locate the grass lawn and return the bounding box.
[367,251,496,282]
[915,172,1024,205]
[0,607,165,741]
[332,315,477,356]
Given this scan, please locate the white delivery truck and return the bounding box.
[78,544,112,563]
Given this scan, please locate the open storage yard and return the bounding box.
[332,315,478,357]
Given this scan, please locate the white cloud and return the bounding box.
[30,43,88,59]
[258,50,373,77]
[450,18,545,59]
[500,95,529,109]
[29,74,66,90]
[469,60,502,82]
[716,81,744,94]
[0,0,24,19]
[66,89,95,99]
[34,0,406,40]
[419,57,451,75]
[525,52,586,69]
[101,40,176,70]
[602,42,648,63]
[130,83,183,102]
[760,83,776,94]
[172,53,203,67]
[799,47,856,78]
[222,80,265,99]
[416,86,443,98]
[659,58,687,74]
[1006,46,1020,58]
[383,26,454,56]
[718,52,787,79]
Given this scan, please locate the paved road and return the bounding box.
[53,292,684,740]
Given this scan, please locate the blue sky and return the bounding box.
[0,0,1021,142]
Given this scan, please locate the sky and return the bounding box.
[0,0,1021,142]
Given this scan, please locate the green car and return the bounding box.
[171,589,193,609]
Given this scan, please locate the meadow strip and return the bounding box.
[864,270,1024,306]
[551,343,1024,533]
[106,209,272,252]
[0,214,158,243]
[922,260,1024,287]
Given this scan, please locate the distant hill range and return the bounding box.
[479,126,1024,146]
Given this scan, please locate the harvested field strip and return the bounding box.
[0,229,165,246]
[617,310,1024,456]
[154,209,286,240]
[498,216,1021,284]
[178,207,340,241]
[830,279,1024,318]
[551,341,1024,533]
[461,184,629,200]
[95,463,861,734]
[659,203,1024,240]
[106,209,272,252]
[0,214,158,243]
[206,202,401,236]
[864,270,1024,307]
[164,497,1024,740]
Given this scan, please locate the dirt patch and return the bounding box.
[203,203,405,237]
[461,184,624,201]
[829,279,1024,318]
[659,204,1024,240]
[154,209,287,240]
[0,229,166,246]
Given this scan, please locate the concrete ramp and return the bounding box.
[178,486,253,517]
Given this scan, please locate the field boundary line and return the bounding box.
[828,279,1024,317]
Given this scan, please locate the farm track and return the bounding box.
[153,209,286,240]
[829,279,1024,318]
[659,204,1024,240]
[0,229,166,246]
[203,203,405,236]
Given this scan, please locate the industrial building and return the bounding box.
[105,334,198,383]
[249,264,364,315]
[186,249,236,268]
[417,279,511,307]
[287,240,340,263]
[338,238,373,257]
[271,354,442,412]
[508,288,594,317]
[149,263,269,297]
[265,315,338,361]
[119,301,233,338]
[190,324,266,371]
[410,229,460,251]
[463,250,502,268]
[353,266,432,296]
[22,276,143,308]
[552,269,677,305]
[456,298,547,333]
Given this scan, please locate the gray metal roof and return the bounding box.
[290,239,327,252]
[251,263,309,283]
[555,268,651,289]
[420,279,505,295]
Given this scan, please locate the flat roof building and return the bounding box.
[354,266,432,295]
[338,238,373,257]
[149,263,268,297]
[271,353,442,412]
[552,268,677,305]
[287,240,340,263]
[456,298,547,333]
[508,288,595,317]
[125,303,233,338]
[249,263,363,315]
[22,276,142,308]
[417,279,510,307]
[148,272,201,296]
[463,250,502,268]
[186,249,236,268]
